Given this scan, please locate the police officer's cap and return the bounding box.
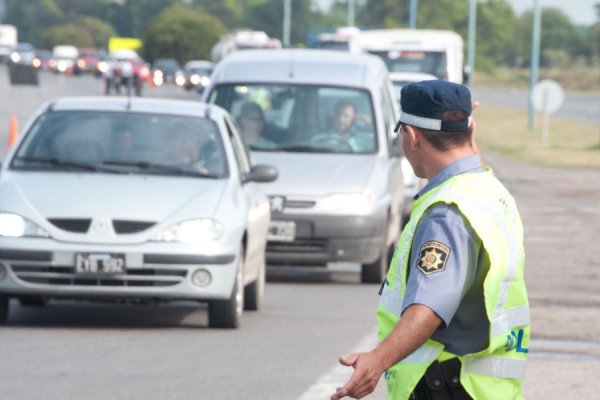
[394,80,471,133]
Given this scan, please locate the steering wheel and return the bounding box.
[310,135,354,152]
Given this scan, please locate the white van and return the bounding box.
[349,29,465,96]
[204,49,406,283]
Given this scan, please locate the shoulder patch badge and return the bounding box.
[417,241,451,275]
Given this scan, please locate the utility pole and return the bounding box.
[528,0,542,130]
[283,0,291,47]
[348,0,355,27]
[409,0,418,29]
[466,0,477,89]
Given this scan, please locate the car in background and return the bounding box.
[0,97,278,328]
[9,42,36,65]
[205,49,408,284]
[33,49,53,70]
[151,58,184,86]
[74,47,98,74]
[183,60,214,92]
[50,45,78,73]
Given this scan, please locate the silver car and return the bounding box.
[0,97,277,328]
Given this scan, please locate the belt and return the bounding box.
[410,358,472,400]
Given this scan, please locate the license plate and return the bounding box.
[267,221,296,242]
[75,253,126,274]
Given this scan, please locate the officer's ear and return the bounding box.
[405,125,421,150]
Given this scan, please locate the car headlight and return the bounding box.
[0,213,49,238]
[200,76,210,86]
[152,218,224,243]
[320,193,373,214]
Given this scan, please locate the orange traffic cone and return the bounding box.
[8,114,19,148]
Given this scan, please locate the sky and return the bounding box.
[316,0,599,26]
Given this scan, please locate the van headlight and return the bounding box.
[320,193,373,214]
[0,213,49,238]
[152,218,224,243]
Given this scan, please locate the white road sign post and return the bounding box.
[532,79,564,146]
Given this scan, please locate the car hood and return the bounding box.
[252,152,377,197]
[0,172,226,222]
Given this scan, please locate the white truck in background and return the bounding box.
[0,24,18,62]
[211,30,282,64]
[349,29,466,98]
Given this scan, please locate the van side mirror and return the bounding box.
[242,164,278,183]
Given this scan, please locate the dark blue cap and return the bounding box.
[394,80,472,132]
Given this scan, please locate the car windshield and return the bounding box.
[209,84,377,154]
[10,110,229,178]
[369,50,447,80]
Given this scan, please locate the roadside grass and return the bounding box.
[475,104,600,168]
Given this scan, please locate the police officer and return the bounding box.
[331,80,529,400]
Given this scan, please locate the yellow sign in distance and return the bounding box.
[108,37,143,52]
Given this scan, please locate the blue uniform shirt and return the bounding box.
[402,155,489,355]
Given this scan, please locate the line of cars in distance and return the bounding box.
[0,48,419,329]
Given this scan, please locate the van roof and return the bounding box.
[211,49,388,88]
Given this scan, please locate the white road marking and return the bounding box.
[297,327,381,400]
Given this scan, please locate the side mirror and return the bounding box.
[390,136,403,158]
[242,164,278,184]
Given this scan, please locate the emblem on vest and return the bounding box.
[417,241,450,275]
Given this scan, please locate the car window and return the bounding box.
[209,83,377,155]
[224,117,251,174]
[11,110,229,178]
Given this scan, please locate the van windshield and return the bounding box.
[369,50,447,80]
[209,84,377,154]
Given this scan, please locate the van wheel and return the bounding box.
[244,259,265,311]
[361,237,393,284]
[0,296,9,324]
[208,247,244,329]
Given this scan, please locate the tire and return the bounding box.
[208,247,244,329]
[244,258,265,311]
[18,296,47,307]
[0,296,9,324]
[361,235,394,284]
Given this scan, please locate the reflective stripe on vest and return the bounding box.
[462,356,527,380]
[401,345,441,364]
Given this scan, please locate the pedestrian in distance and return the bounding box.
[331,80,529,400]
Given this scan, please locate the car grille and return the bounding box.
[48,218,91,233]
[113,220,155,234]
[5,253,188,288]
[267,238,328,253]
[285,200,316,209]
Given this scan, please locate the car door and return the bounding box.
[224,117,270,281]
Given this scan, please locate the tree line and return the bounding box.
[3,0,599,71]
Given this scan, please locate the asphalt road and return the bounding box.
[1,67,599,399]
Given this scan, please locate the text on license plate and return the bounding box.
[267,221,296,242]
[75,253,126,274]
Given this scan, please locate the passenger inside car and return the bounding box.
[165,126,224,175]
[236,101,278,149]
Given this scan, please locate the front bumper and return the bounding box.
[0,238,238,302]
[266,211,387,265]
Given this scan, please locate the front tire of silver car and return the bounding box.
[361,234,393,284]
[208,246,244,329]
[0,296,9,324]
[244,258,265,311]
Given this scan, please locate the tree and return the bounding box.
[78,17,117,49]
[144,5,226,63]
[475,0,518,71]
[42,24,94,48]
[192,0,242,29]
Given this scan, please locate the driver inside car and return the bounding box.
[311,99,374,152]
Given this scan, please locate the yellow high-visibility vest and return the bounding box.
[378,168,529,399]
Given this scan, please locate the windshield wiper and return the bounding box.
[277,144,338,153]
[248,144,280,152]
[13,156,123,173]
[103,159,220,179]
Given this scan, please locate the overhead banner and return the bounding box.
[108,37,143,52]
[8,63,39,86]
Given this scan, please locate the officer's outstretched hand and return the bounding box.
[330,351,386,399]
